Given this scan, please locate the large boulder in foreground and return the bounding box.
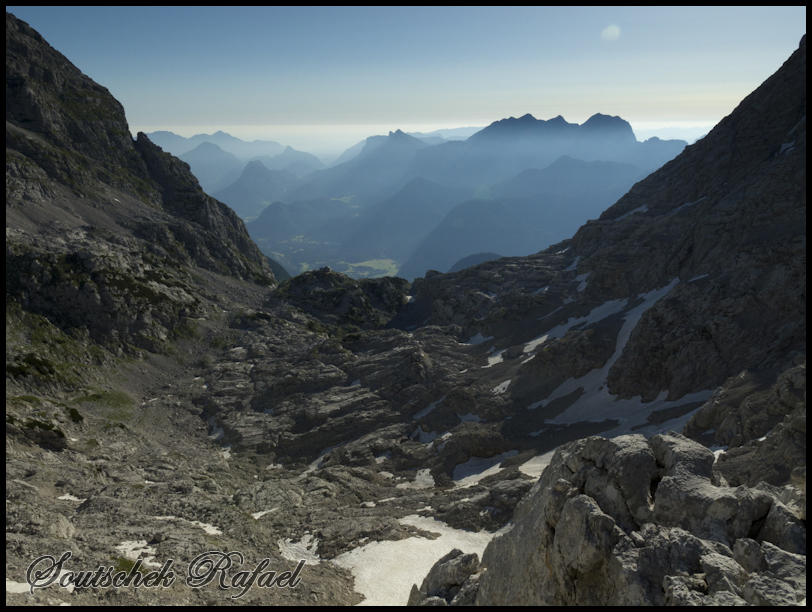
[472,433,806,606]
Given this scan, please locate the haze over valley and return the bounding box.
[147,116,686,280]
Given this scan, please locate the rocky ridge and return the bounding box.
[5,12,806,607]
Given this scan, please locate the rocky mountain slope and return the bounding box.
[6,11,806,607]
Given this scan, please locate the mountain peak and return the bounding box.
[580,113,636,142]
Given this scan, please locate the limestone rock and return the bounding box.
[408,548,480,606]
[474,434,806,605]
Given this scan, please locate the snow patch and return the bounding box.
[667,196,706,216]
[527,279,714,434]
[278,533,321,565]
[483,348,506,368]
[614,204,649,221]
[575,271,591,292]
[518,450,557,479]
[458,413,483,423]
[780,141,795,154]
[453,451,518,487]
[463,333,494,345]
[525,298,628,353]
[492,379,511,394]
[207,415,224,441]
[303,445,338,475]
[252,508,278,519]
[57,494,86,503]
[115,540,162,569]
[688,274,709,282]
[564,256,581,271]
[331,514,499,606]
[396,468,435,490]
[414,395,446,420]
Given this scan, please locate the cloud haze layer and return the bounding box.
[6,6,806,155]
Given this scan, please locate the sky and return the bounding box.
[7,6,807,159]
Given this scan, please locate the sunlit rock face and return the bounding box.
[474,432,806,606]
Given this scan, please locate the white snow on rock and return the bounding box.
[57,494,86,503]
[115,540,162,568]
[564,256,581,271]
[332,515,500,606]
[575,271,591,292]
[396,468,435,490]
[527,278,713,434]
[412,426,440,444]
[207,415,224,441]
[463,332,494,345]
[153,515,222,535]
[453,451,518,488]
[459,412,483,423]
[252,508,278,519]
[614,204,649,221]
[492,379,511,394]
[518,450,557,479]
[278,533,321,565]
[413,395,446,420]
[302,444,342,475]
[483,348,507,368]
[667,196,706,216]
[525,298,628,353]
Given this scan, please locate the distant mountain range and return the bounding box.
[147,130,286,160]
[150,116,687,280]
[212,161,302,221]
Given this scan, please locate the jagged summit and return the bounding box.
[580,112,636,142]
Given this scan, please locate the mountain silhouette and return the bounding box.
[178,141,242,193]
[212,161,301,220]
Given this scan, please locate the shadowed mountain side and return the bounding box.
[287,129,429,202]
[448,252,503,273]
[6,11,275,353]
[178,141,242,194]
[397,185,631,281]
[490,155,645,198]
[250,145,325,175]
[146,129,286,160]
[338,178,473,263]
[212,161,301,220]
[407,113,686,188]
[247,198,354,245]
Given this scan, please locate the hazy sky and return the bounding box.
[7,6,807,157]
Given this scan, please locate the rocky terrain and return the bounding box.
[6,12,806,607]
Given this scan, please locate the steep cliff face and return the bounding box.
[6,11,274,356]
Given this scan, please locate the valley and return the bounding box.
[149,121,685,281]
[5,10,806,607]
